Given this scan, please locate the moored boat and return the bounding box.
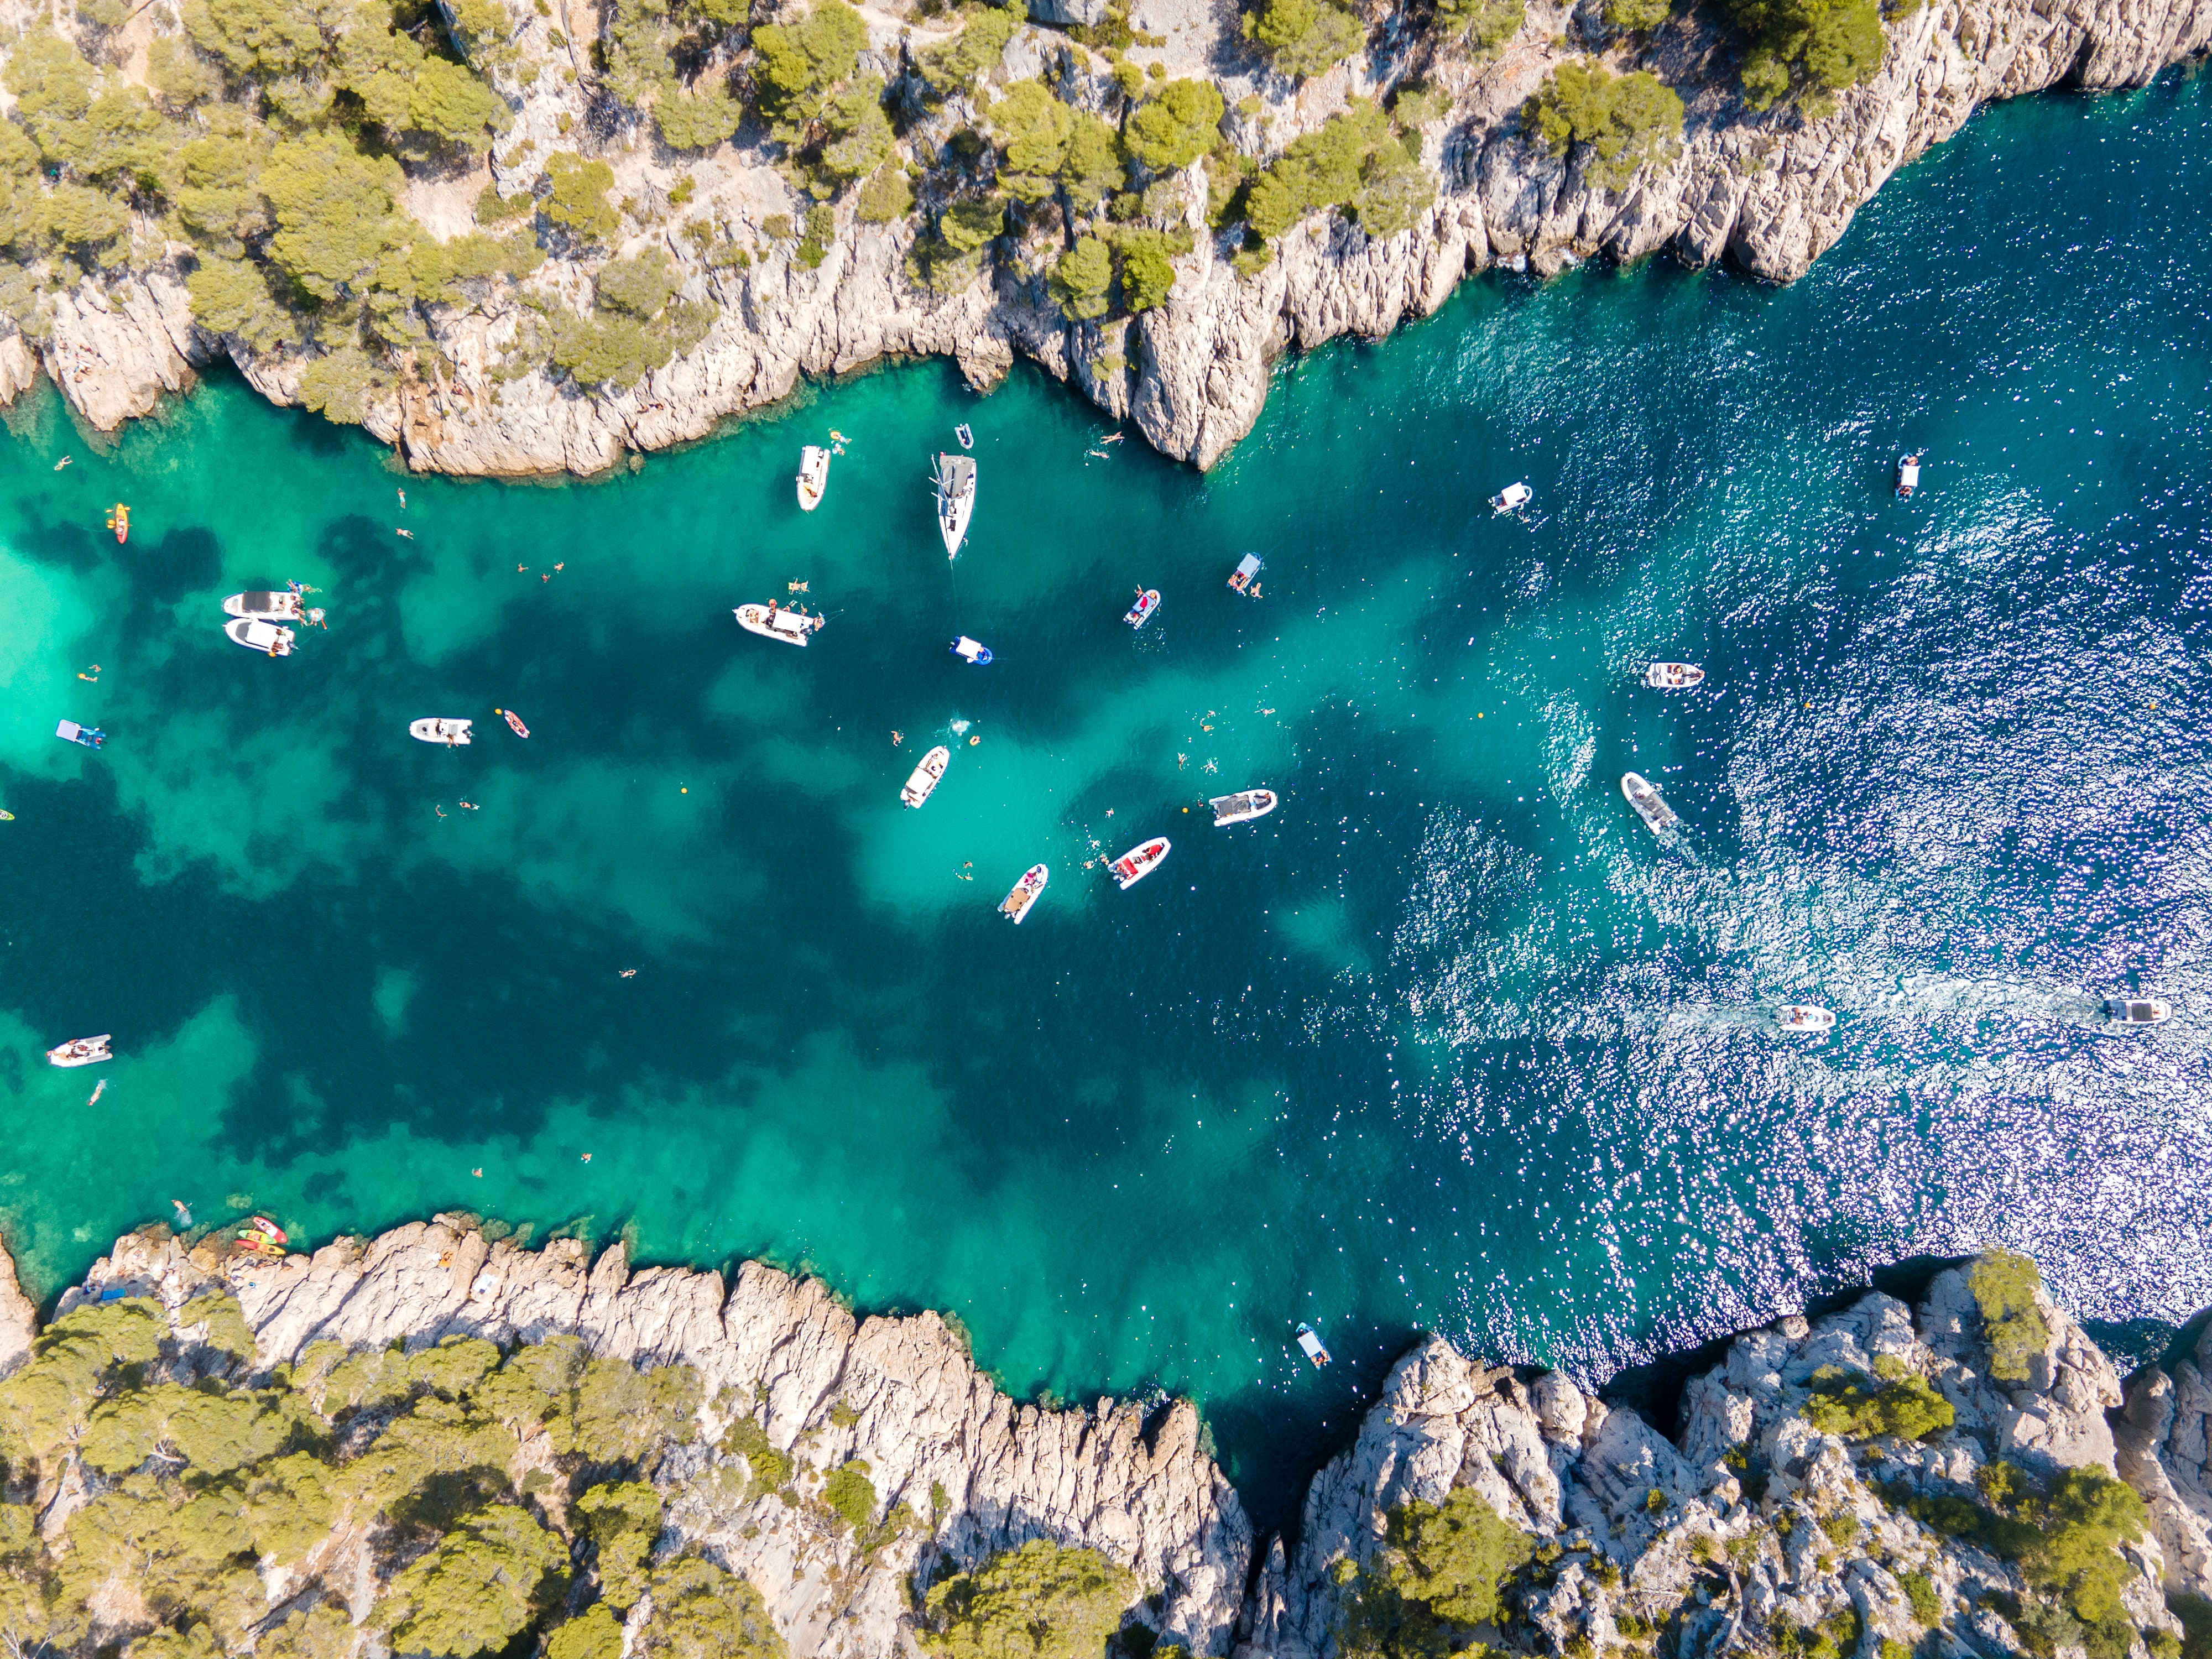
[249,1215,289,1243]
[1209,788,1276,826]
[1777,1005,1837,1033]
[46,1034,111,1068]
[1123,588,1160,629]
[933,453,977,559]
[409,717,473,745]
[499,708,530,739]
[1227,553,1262,594]
[1000,863,1048,924]
[951,636,993,665]
[1490,482,1531,514]
[797,445,830,511]
[223,591,305,620]
[901,744,951,808]
[1896,452,1923,498]
[1621,771,1678,833]
[2103,996,2171,1026]
[225,618,294,655]
[954,423,974,450]
[55,721,103,749]
[1295,1322,1332,1367]
[1108,837,1170,889]
[734,602,824,646]
[1644,662,1705,688]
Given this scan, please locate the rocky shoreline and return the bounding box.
[8,1215,2212,1659]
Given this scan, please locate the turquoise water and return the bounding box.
[3,72,2210,1525]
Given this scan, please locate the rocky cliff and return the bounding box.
[24,1219,2212,1659]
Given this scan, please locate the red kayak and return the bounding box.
[249,1215,288,1244]
[498,708,530,738]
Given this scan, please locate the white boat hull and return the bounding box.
[1621,772,1678,832]
[1644,662,1704,688]
[410,718,473,745]
[47,1035,111,1068]
[1491,483,1531,513]
[224,591,304,620]
[1000,863,1048,923]
[226,618,294,655]
[797,446,830,512]
[934,454,976,559]
[735,603,822,646]
[1109,838,1170,889]
[901,745,951,808]
[1124,589,1160,629]
[1777,1005,1836,1032]
[1210,789,1276,826]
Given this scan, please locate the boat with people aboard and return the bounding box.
[2104,996,2171,1026]
[107,503,128,543]
[1295,1323,1332,1367]
[1645,662,1704,688]
[1490,482,1531,514]
[499,708,529,739]
[1896,452,1923,498]
[933,453,976,558]
[1209,788,1277,826]
[901,745,951,807]
[1000,863,1048,924]
[1227,553,1262,594]
[797,445,830,511]
[1621,772,1679,832]
[734,602,825,646]
[409,717,473,745]
[225,618,294,656]
[224,591,305,620]
[1123,589,1160,629]
[46,1034,111,1068]
[1777,1005,1837,1033]
[951,636,993,665]
[55,721,103,749]
[1108,837,1170,889]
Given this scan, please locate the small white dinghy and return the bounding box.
[734,602,824,646]
[1621,772,1679,833]
[1295,1322,1332,1367]
[225,617,294,655]
[901,744,951,808]
[1645,662,1705,688]
[1108,837,1170,889]
[797,445,830,511]
[1777,1005,1837,1033]
[951,636,993,665]
[1000,863,1048,924]
[2104,996,2171,1027]
[1209,788,1276,826]
[223,591,304,620]
[1896,452,1923,499]
[46,1034,111,1068]
[1491,482,1532,514]
[410,718,473,745]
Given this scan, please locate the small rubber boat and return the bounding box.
[0,811,13,821]
[1490,482,1531,514]
[1777,1005,1836,1033]
[734,602,825,646]
[2104,997,2172,1026]
[1227,553,1262,594]
[933,453,977,560]
[223,591,305,620]
[107,503,128,543]
[951,636,993,665]
[409,717,472,745]
[225,618,294,655]
[499,708,529,738]
[1896,453,1922,499]
[797,445,830,512]
[1621,772,1678,833]
[1210,788,1277,826]
[1000,863,1048,924]
[46,1035,111,1068]
[955,423,974,450]
[249,1215,289,1244]
[1644,662,1705,689]
[56,721,103,749]
[1108,837,1170,889]
[1295,1322,1332,1367]
[1123,589,1160,629]
[901,744,951,808]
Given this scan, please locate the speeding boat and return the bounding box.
[1621,772,1679,833]
[734,602,825,646]
[2104,997,2172,1027]
[1896,453,1922,499]
[1295,1323,1332,1367]
[499,708,530,739]
[55,720,103,749]
[1108,837,1170,889]
[1000,863,1048,924]
[933,453,977,559]
[223,591,305,620]
[951,636,993,665]
[1209,788,1276,826]
[225,618,294,656]
[1490,482,1531,514]
[46,1034,111,1068]
[409,717,473,745]
[1227,553,1262,594]
[1645,662,1705,689]
[955,423,974,450]
[107,503,128,543]
[1777,1005,1836,1033]
[797,445,830,512]
[1123,589,1160,629]
[901,744,951,808]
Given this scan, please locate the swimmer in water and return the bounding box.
[398,487,406,508]
[54,456,72,470]
[459,800,478,811]
[435,804,447,818]
[88,1078,108,1106]
[619,968,638,978]
[77,665,99,681]
[172,1198,192,1227]
[396,528,414,539]
[891,731,902,745]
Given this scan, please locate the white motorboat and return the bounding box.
[951,636,993,665]
[734,602,824,646]
[1295,1322,1332,1367]
[1123,589,1160,629]
[933,453,977,559]
[1491,482,1531,513]
[1209,788,1276,826]
[223,591,304,620]
[409,717,472,745]
[1000,863,1048,924]
[225,617,294,655]
[2104,997,2172,1027]
[901,744,950,808]
[46,1034,111,1068]
[1227,553,1262,594]
[1896,453,1922,499]
[797,445,830,512]
[1108,837,1170,889]
[1777,1005,1836,1033]
[1621,772,1678,833]
[1645,662,1705,688]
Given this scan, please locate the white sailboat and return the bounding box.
[933,453,976,559]
[734,602,825,646]
[901,745,951,808]
[797,445,830,511]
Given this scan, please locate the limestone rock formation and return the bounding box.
[2117,1320,2212,1598]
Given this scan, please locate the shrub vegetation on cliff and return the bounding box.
[1243,98,1434,242]
[1969,1249,2051,1382]
[920,1538,1136,1659]
[1241,0,1365,80]
[1524,60,1684,191]
[1335,1487,1535,1657]
[1801,1354,1955,1441]
[1720,0,1885,113]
